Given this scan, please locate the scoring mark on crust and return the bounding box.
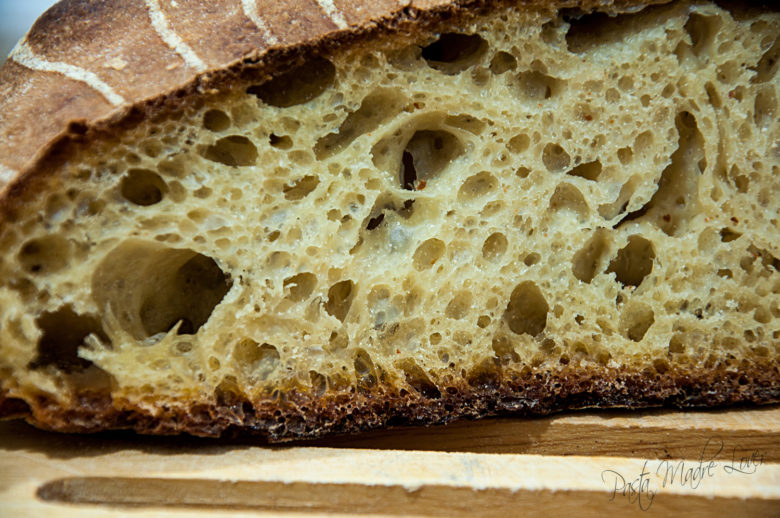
[316,0,349,30]
[144,0,207,72]
[10,39,126,107]
[241,0,280,46]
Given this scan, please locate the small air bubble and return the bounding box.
[413,239,446,271]
[524,252,540,266]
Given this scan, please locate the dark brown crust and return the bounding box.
[3,359,778,440]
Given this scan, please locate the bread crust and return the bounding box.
[2,359,778,439]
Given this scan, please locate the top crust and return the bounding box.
[0,0,664,198]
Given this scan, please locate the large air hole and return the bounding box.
[421,33,488,74]
[606,235,655,287]
[400,130,462,190]
[233,339,280,381]
[614,112,704,236]
[142,255,229,336]
[283,175,320,200]
[572,228,610,283]
[565,7,665,53]
[120,169,167,206]
[29,306,107,372]
[517,70,563,100]
[203,109,230,132]
[683,12,721,57]
[397,360,441,399]
[201,136,258,166]
[567,159,602,181]
[504,281,549,336]
[326,280,355,322]
[92,240,231,339]
[621,302,655,342]
[314,89,405,159]
[18,235,71,274]
[283,272,317,302]
[247,56,336,107]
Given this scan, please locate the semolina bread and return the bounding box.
[0,0,778,439]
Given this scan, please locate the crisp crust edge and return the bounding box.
[2,359,778,440]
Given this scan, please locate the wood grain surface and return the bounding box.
[1,405,779,517]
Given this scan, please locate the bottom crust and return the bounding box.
[2,359,779,440]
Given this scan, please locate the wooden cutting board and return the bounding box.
[1,405,779,517]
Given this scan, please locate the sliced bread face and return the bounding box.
[0,0,778,438]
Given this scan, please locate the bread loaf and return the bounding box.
[0,0,778,439]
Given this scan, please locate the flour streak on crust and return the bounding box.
[144,0,207,72]
[10,39,126,107]
[0,163,18,187]
[316,0,349,29]
[241,0,280,46]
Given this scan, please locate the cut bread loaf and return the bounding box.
[0,0,778,439]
